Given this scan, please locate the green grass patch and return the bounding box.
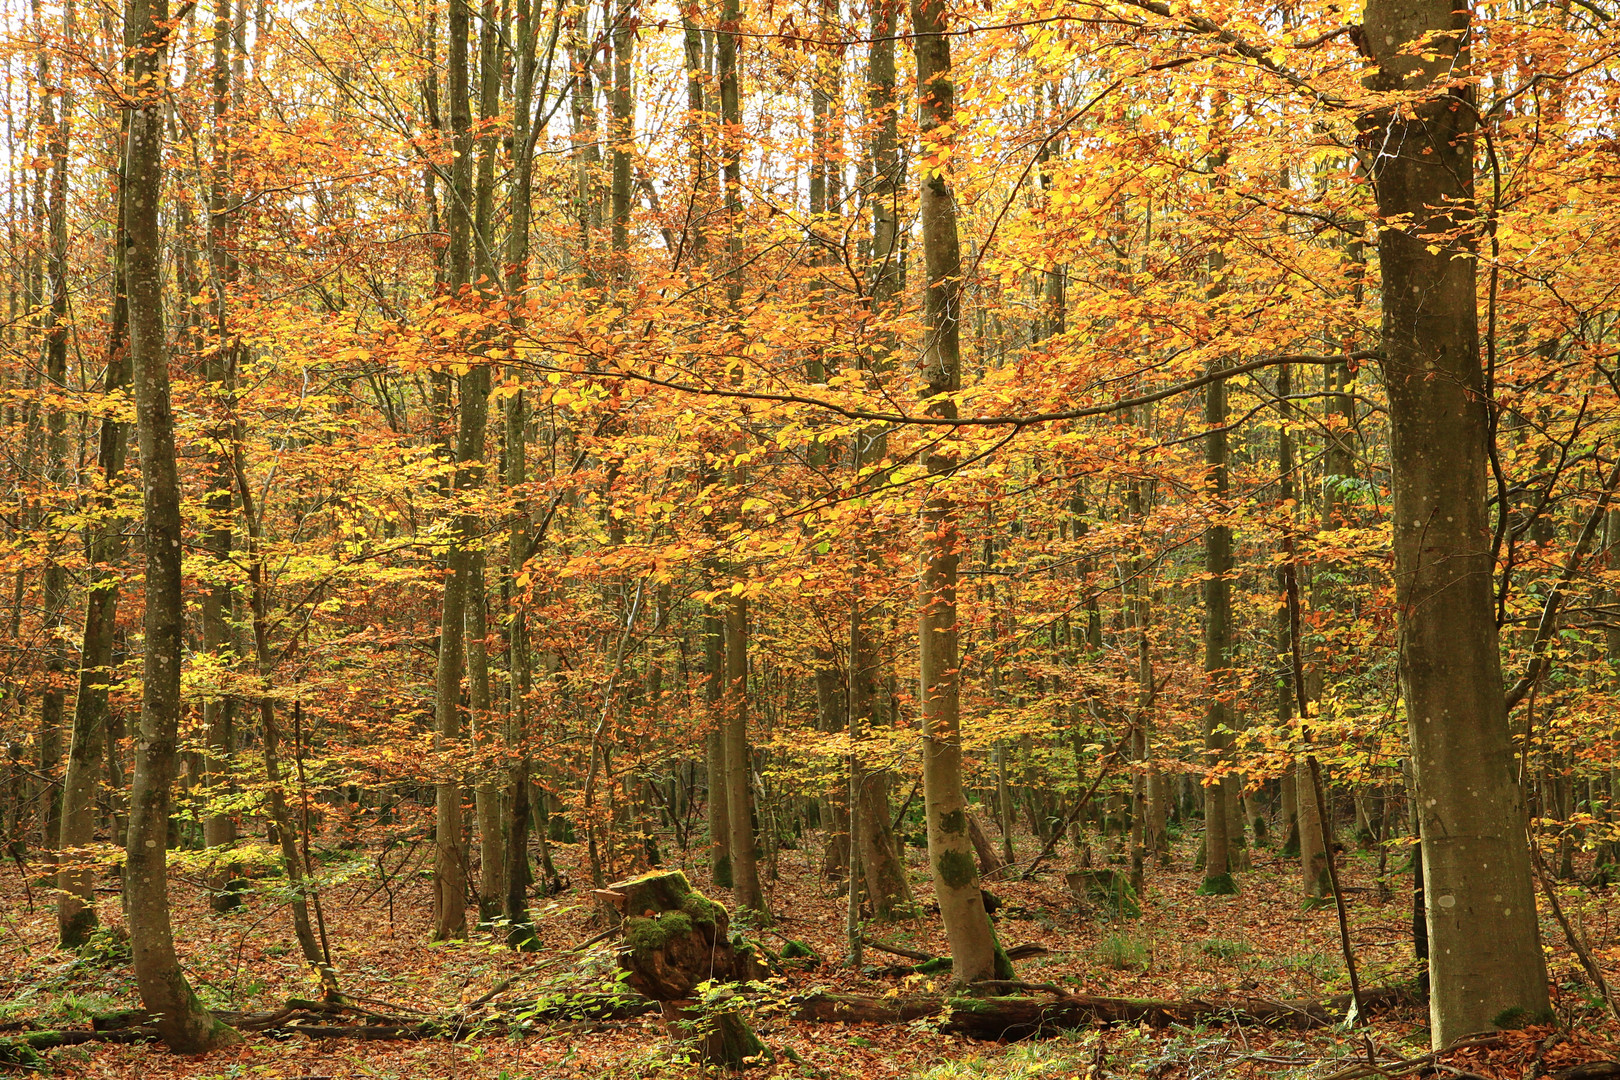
[1092,932,1150,972]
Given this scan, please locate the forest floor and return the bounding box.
[3,820,1620,1079]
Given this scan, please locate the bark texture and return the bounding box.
[1361,0,1550,1043]
[912,0,1002,985]
[122,0,240,1047]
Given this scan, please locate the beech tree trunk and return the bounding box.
[723,596,765,914]
[843,0,915,924]
[58,72,128,951]
[912,0,1002,985]
[1361,0,1550,1043]
[122,0,240,1046]
[431,0,476,943]
[704,612,733,888]
[1200,348,1235,894]
[36,5,73,876]
[200,0,242,911]
[716,0,763,919]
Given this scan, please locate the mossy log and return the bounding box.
[791,985,1414,1039]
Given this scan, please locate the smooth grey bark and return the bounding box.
[1361,0,1550,1043]
[913,0,1002,985]
[499,0,545,950]
[466,0,503,925]
[715,0,763,917]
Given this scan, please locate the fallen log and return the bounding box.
[862,937,1048,966]
[0,991,657,1059]
[791,985,1415,1040]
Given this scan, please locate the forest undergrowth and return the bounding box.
[3,817,1618,1079]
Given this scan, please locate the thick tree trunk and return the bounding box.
[912,0,1003,986]
[815,663,850,881]
[465,0,504,926]
[715,0,762,919]
[1298,757,1330,897]
[122,0,239,1046]
[1361,0,1550,1043]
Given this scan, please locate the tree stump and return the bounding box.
[606,870,769,1070]
[1066,869,1140,919]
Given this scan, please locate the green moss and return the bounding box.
[1080,869,1140,919]
[679,890,722,929]
[623,909,694,953]
[704,1010,769,1067]
[1490,1005,1553,1030]
[916,956,953,975]
[946,994,1005,1013]
[712,854,733,889]
[1196,873,1238,896]
[940,809,967,835]
[936,847,978,890]
[779,939,818,962]
[991,930,1016,981]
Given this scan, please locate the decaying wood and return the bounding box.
[791,985,1415,1039]
[613,869,769,1068]
[0,992,656,1056]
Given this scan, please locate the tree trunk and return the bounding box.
[723,596,764,914]
[431,0,477,942]
[1361,0,1550,1042]
[704,613,732,888]
[912,0,1003,985]
[122,0,240,1045]
[200,0,243,911]
[58,92,129,950]
[815,663,850,881]
[36,5,74,877]
[1298,757,1330,898]
[1199,346,1235,895]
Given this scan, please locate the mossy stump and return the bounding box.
[1067,869,1140,919]
[608,871,768,1070]
[662,992,769,1070]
